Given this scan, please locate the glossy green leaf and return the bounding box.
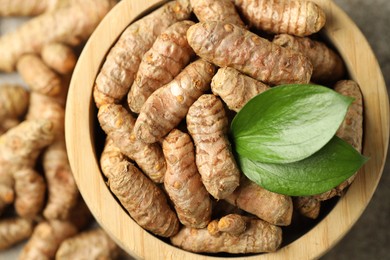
[231,84,353,163]
[237,136,368,196]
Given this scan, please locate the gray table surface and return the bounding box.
[0,0,389,259]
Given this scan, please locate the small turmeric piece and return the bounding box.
[0,0,115,72]
[13,169,46,220]
[163,129,212,228]
[127,20,195,113]
[211,67,270,112]
[190,0,244,26]
[217,214,247,236]
[273,34,345,83]
[98,104,166,183]
[233,0,326,36]
[41,43,77,75]
[187,94,240,199]
[134,59,216,144]
[0,84,29,122]
[0,217,33,250]
[171,216,282,253]
[17,54,63,97]
[19,220,78,259]
[187,22,313,85]
[294,196,321,219]
[55,228,120,260]
[224,177,293,226]
[100,138,180,237]
[93,0,192,107]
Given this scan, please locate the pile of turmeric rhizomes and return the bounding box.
[0,1,121,259]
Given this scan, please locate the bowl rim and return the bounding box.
[65,0,389,259]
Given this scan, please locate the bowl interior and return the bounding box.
[65,0,389,259]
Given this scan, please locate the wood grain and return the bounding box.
[65,0,389,259]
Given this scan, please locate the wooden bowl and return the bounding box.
[65,0,389,259]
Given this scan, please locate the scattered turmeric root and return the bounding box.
[19,220,78,259]
[0,0,116,72]
[41,43,77,75]
[233,0,326,36]
[55,228,120,260]
[0,217,33,250]
[93,0,192,107]
[134,59,216,144]
[17,54,63,97]
[211,67,270,112]
[13,169,46,220]
[190,0,244,26]
[127,20,195,113]
[187,22,313,85]
[294,196,321,219]
[98,104,166,183]
[163,129,212,228]
[0,119,54,175]
[187,94,240,199]
[171,216,282,253]
[224,177,293,226]
[273,34,345,83]
[42,139,79,220]
[100,138,180,237]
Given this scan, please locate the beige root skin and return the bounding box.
[187,22,313,85]
[0,120,54,176]
[134,59,216,144]
[0,0,116,72]
[0,118,21,135]
[100,139,180,237]
[41,43,77,75]
[171,217,282,253]
[17,54,63,97]
[98,104,166,183]
[190,0,244,26]
[93,0,192,107]
[163,129,212,228]
[0,84,29,122]
[211,67,270,112]
[127,20,195,113]
[0,0,80,16]
[187,94,240,199]
[13,169,46,220]
[19,220,78,260]
[233,0,326,36]
[273,34,345,83]
[42,139,79,220]
[0,217,34,250]
[225,177,293,226]
[56,228,119,260]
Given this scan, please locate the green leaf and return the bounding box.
[231,84,354,163]
[237,136,368,196]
